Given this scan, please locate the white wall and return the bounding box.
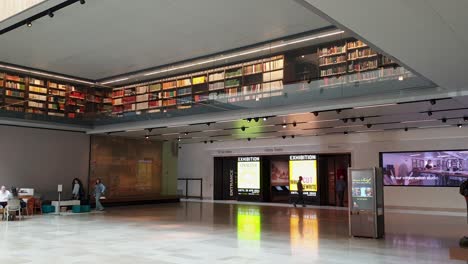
[178,126,468,210]
[0,125,90,200]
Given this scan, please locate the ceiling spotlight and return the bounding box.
[144,135,149,140]
[48,10,54,17]
[282,124,287,128]
[293,122,297,127]
[430,99,436,105]
[457,124,462,128]
[367,124,372,128]
[204,141,207,144]
[80,0,86,4]
[105,132,111,136]
[282,135,286,139]
[441,118,447,123]
[177,138,181,142]
[404,127,408,132]
[342,118,348,123]
[344,131,348,135]
[350,117,356,122]
[206,122,211,126]
[254,117,259,122]
[398,75,404,81]
[464,116,468,122]
[210,140,214,143]
[359,117,365,122]
[291,135,295,139]
[301,55,305,58]
[184,132,189,135]
[178,146,182,149]
[336,109,342,114]
[241,126,246,131]
[26,21,32,27]
[247,118,252,122]
[263,117,268,121]
[307,78,312,84]
[147,128,153,133]
[247,138,251,141]
[313,111,319,117]
[427,111,432,116]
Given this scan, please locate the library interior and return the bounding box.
[0,0,467,263]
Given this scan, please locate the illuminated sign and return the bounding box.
[289,155,317,196]
[237,157,261,195]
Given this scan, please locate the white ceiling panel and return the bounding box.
[0,0,331,79]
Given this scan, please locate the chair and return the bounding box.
[25,198,36,216]
[4,199,22,221]
[34,199,42,214]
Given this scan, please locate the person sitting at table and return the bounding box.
[8,187,26,209]
[0,186,10,208]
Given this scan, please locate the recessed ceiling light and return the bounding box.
[26,22,32,27]
[301,55,305,58]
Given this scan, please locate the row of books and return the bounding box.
[319,55,347,66]
[318,44,346,57]
[347,48,377,60]
[348,59,378,72]
[320,66,347,77]
[321,67,410,86]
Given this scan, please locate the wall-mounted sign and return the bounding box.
[237,157,261,195]
[289,155,317,196]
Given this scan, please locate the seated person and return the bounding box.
[0,186,10,208]
[8,187,26,209]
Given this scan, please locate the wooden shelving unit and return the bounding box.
[319,39,404,88]
[112,55,284,116]
[0,72,112,118]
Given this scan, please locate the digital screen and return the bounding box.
[271,160,289,186]
[289,155,317,196]
[381,150,468,187]
[274,186,283,191]
[351,170,374,210]
[237,157,260,195]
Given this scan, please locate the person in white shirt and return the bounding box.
[71,178,84,200]
[0,186,10,208]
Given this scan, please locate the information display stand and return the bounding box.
[348,168,384,238]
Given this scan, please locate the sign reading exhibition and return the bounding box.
[289,155,317,196]
[237,157,260,195]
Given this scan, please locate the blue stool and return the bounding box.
[72,205,81,213]
[80,205,90,213]
[42,205,55,213]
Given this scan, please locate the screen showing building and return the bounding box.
[289,155,318,196]
[237,157,261,195]
[381,150,468,186]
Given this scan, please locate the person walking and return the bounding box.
[336,175,347,207]
[94,179,106,211]
[71,178,84,200]
[293,176,305,207]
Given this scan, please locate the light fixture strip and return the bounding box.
[101,29,344,85]
[0,64,95,85]
[353,103,397,109]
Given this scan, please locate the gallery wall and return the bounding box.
[0,125,90,200]
[178,126,468,211]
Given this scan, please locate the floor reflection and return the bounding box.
[0,202,464,263]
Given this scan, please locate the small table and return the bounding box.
[51,200,80,213]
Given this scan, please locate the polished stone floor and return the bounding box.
[0,201,466,263]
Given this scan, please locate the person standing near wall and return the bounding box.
[94,179,106,211]
[293,176,305,208]
[336,175,347,207]
[71,178,84,200]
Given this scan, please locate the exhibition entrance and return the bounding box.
[213,153,351,206]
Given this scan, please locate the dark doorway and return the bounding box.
[214,157,238,200]
[318,154,351,206]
